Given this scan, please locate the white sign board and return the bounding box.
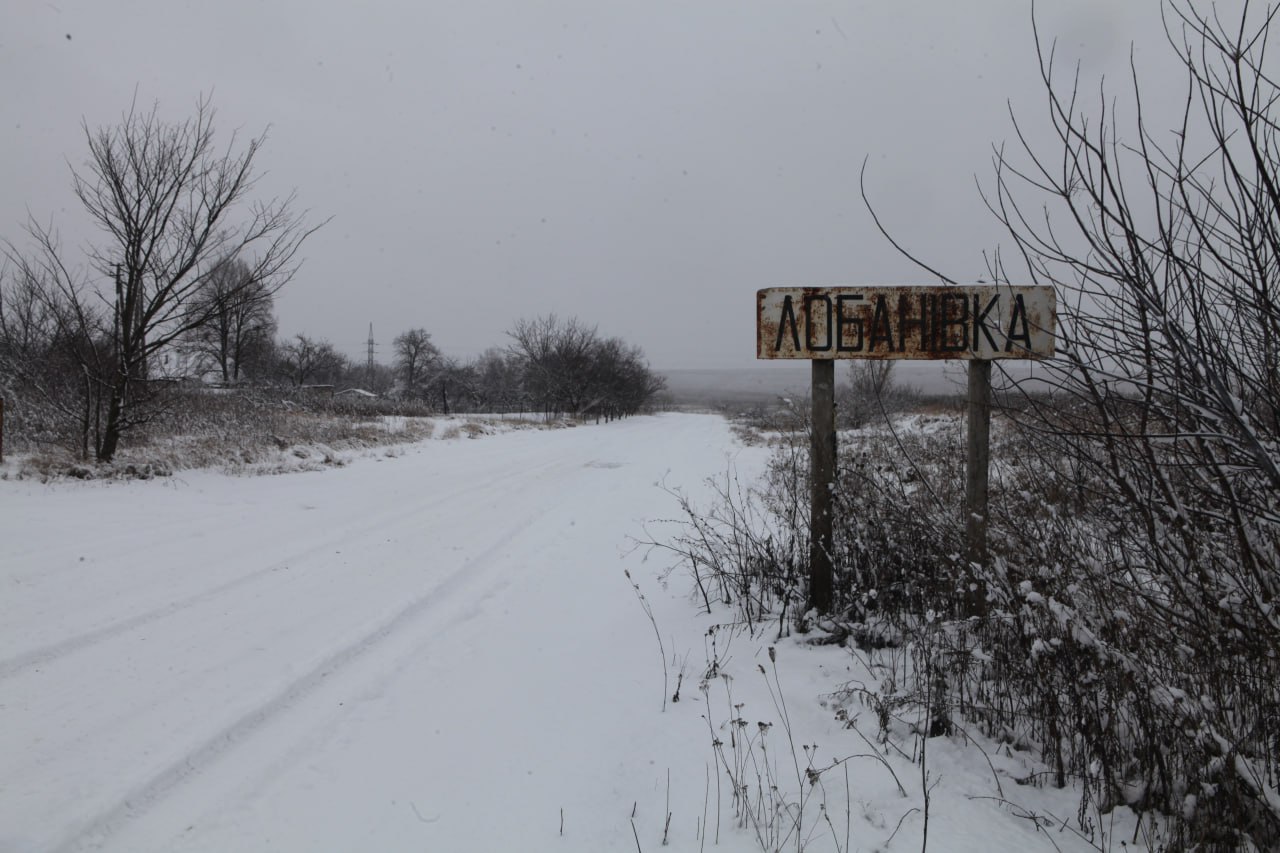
[757,286,1055,360]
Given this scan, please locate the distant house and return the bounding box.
[335,388,379,399]
[144,341,205,382]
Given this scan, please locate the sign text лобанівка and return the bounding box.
[756,286,1055,360]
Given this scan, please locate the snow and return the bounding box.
[1,413,1115,852]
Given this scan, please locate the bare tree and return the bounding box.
[277,334,345,388]
[507,315,600,416]
[422,355,478,414]
[588,336,666,421]
[391,328,440,398]
[505,316,665,420]
[472,347,525,414]
[361,361,397,396]
[183,255,277,384]
[3,95,320,461]
[0,261,107,457]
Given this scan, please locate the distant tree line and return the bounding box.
[503,315,666,420]
[0,98,663,462]
[376,315,666,419]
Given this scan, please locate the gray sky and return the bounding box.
[4,1,1173,369]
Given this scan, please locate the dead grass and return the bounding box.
[0,397,583,482]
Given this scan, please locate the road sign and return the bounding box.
[757,285,1055,360]
[757,284,1057,616]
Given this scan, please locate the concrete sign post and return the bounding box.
[756,285,1055,614]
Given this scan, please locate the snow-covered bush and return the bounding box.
[663,395,1280,849]
[664,3,1280,843]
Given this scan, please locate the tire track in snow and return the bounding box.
[47,498,553,853]
[0,562,292,681]
[0,453,571,683]
[168,563,519,841]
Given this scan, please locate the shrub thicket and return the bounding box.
[665,388,1280,851]
[661,5,1280,847]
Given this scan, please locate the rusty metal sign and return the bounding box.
[757,285,1055,360]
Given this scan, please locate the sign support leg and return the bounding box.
[809,359,836,613]
[964,359,992,615]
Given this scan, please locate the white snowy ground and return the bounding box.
[1,413,1126,852]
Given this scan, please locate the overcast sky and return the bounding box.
[5,1,1178,369]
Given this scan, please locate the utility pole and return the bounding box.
[366,323,376,385]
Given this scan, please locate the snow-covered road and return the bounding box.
[1,414,738,852]
[2,413,1121,853]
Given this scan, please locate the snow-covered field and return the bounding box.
[2,413,1109,852]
